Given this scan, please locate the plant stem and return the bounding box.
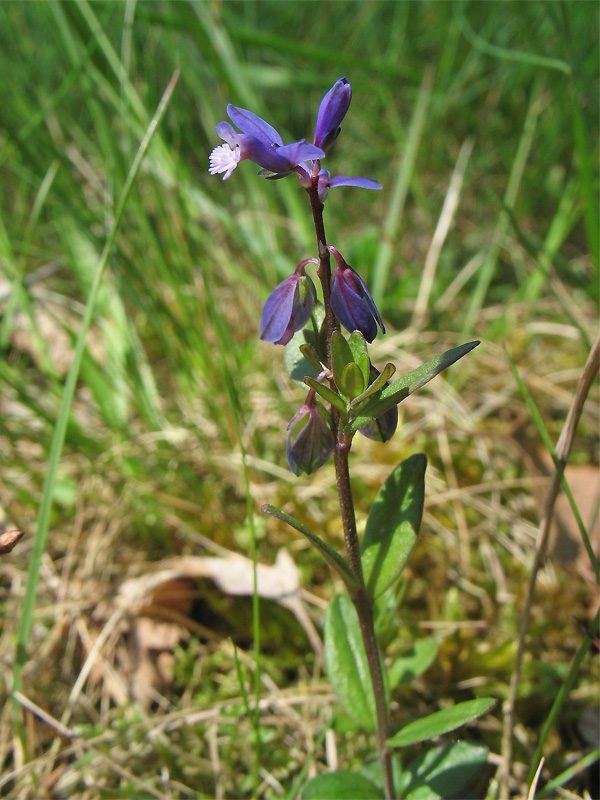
[307,179,395,799]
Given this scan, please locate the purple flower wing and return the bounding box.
[331,272,378,343]
[351,270,385,334]
[247,139,296,174]
[291,277,317,331]
[276,140,325,165]
[260,276,298,343]
[227,105,284,146]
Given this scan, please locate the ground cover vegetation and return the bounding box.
[0,1,597,798]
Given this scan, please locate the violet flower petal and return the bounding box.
[328,176,382,190]
[260,269,316,345]
[328,246,385,342]
[260,274,299,344]
[227,104,284,146]
[331,272,378,343]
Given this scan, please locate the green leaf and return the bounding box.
[350,362,396,406]
[300,771,383,799]
[324,595,383,731]
[261,505,359,592]
[304,377,347,414]
[348,330,368,362]
[361,454,427,598]
[398,741,488,800]
[332,330,354,389]
[357,352,371,386]
[347,341,479,432]
[388,638,438,687]
[341,362,366,400]
[387,697,496,748]
[300,343,324,373]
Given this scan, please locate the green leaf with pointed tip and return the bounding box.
[398,741,488,799]
[357,352,370,386]
[299,343,324,373]
[341,362,366,400]
[351,362,396,406]
[347,341,480,433]
[261,505,359,592]
[324,595,388,731]
[304,377,347,414]
[348,330,368,358]
[332,330,354,390]
[387,698,496,748]
[361,454,426,598]
[300,772,383,800]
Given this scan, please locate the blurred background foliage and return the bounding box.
[0,1,597,798]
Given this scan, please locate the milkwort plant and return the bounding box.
[210,78,494,800]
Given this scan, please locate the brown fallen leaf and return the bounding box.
[91,548,323,708]
[0,529,24,555]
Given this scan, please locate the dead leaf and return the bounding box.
[0,529,24,555]
[91,548,323,708]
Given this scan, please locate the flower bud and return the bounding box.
[286,396,334,476]
[260,260,318,345]
[327,246,384,343]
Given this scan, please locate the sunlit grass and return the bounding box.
[0,1,597,797]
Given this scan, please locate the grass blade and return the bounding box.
[12,69,181,701]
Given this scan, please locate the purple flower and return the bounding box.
[287,393,334,476]
[313,77,352,152]
[209,105,324,180]
[317,169,382,203]
[327,245,385,343]
[260,259,318,345]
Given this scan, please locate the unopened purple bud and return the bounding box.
[260,260,318,345]
[327,246,384,343]
[358,405,399,442]
[314,78,352,152]
[286,398,334,476]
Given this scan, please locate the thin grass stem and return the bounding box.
[11,68,180,706]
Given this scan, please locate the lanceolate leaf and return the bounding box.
[350,362,396,406]
[387,697,496,748]
[261,505,359,591]
[324,594,385,731]
[341,362,366,399]
[347,341,480,433]
[332,330,354,389]
[361,454,427,598]
[304,376,347,414]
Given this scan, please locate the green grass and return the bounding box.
[0,1,598,798]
